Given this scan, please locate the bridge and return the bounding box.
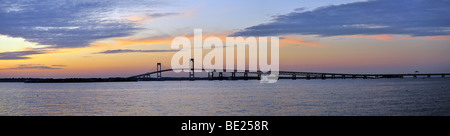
[128,61,450,80]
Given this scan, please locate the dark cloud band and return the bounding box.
[232,0,450,37]
[0,0,165,48]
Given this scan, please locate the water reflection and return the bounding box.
[0,78,449,116]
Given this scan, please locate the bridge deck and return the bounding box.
[128,68,450,79]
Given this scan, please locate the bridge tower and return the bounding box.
[157,63,161,78]
[189,58,195,79]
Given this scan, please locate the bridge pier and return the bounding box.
[258,73,261,80]
[292,74,296,80]
[189,58,194,79]
[208,72,214,80]
[219,72,223,80]
[363,75,367,79]
[244,72,248,80]
[157,63,161,78]
[427,75,431,78]
[306,75,311,80]
[232,72,236,79]
[442,74,445,78]
[413,75,417,78]
[331,74,335,79]
[321,74,326,80]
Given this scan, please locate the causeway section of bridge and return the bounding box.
[128,63,450,80]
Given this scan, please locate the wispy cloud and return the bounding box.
[96,49,179,54]
[147,12,179,18]
[232,0,450,37]
[2,64,64,70]
[51,65,67,67]
[0,50,44,60]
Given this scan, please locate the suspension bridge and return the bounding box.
[128,60,450,81]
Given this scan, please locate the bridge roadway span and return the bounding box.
[128,68,450,80]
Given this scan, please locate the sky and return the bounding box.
[0,0,450,78]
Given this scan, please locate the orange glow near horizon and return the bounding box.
[1,33,450,78]
[280,35,321,47]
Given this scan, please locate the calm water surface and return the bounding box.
[1,78,449,116]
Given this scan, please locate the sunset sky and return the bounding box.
[1,0,450,78]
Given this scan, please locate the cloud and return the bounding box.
[125,12,179,23]
[147,12,179,18]
[96,49,179,54]
[4,64,63,70]
[0,50,44,60]
[232,0,450,37]
[341,34,394,41]
[51,65,67,67]
[0,0,166,48]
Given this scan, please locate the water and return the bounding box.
[1,78,449,116]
